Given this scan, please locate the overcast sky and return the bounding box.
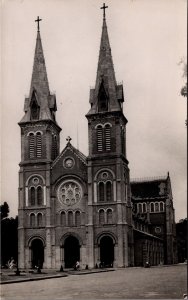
[1,0,187,221]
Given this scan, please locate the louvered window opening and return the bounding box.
[97,126,103,151]
[105,125,111,151]
[29,134,35,158]
[36,133,42,158]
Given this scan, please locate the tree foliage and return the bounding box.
[0,201,10,220]
[176,218,187,263]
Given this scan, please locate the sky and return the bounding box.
[1,0,187,221]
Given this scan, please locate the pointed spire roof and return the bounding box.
[87,11,124,115]
[20,21,58,124]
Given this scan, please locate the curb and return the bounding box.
[1,274,67,285]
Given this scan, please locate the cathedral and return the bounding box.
[18,8,177,269]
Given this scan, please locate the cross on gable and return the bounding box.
[35,16,42,32]
[66,136,72,143]
[100,3,108,19]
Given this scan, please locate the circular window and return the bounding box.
[57,180,82,206]
[155,226,161,234]
[63,157,75,169]
[32,177,39,185]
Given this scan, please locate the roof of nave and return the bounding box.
[130,174,170,199]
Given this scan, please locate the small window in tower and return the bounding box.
[36,132,42,158]
[107,209,113,224]
[99,182,105,202]
[160,202,164,212]
[30,213,35,227]
[97,126,103,151]
[30,187,35,206]
[106,181,112,201]
[99,210,105,224]
[104,124,111,151]
[143,203,146,213]
[150,203,154,212]
[37,186,43,206]
[61,211,66,226]
[155,202,159,212]
[29,133,35,158]
[37,213,42,227]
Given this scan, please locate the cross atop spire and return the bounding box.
[35,16,42,32]
[100,3,108,20]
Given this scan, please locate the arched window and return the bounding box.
[150,203,154,212]
[160,202,164,212]
[61,211,66,226]
[104,124,111,151]
[30,213,35,227]
[155,202,159,212]
[99,182,105,202]
[99,210,105,224]
[36,132,42,158]
[143,203,146,213]
[107,209,113,224]
[138,203,142,213]
[29,133,35,158]
[37,213,42,227]
[68,211,73,226]
[30,187,35,206]
[37,186,43,206]
[75,211,81,226]
[106,181,112,201]
[97,126,103,151]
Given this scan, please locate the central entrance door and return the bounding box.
[31,239,44,269]
[64,236,80,268]
[100,236,114,267]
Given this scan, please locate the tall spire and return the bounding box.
[87,5,124,115]
[20,17,57,123]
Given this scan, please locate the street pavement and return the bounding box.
[1,264,187,299]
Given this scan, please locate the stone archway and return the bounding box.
[31,238,44,269]
[64,236,80,268]
[100,236,114,267]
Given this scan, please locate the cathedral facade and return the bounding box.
[18,12,177,269]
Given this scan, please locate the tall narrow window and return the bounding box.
[98,81,108,112]
[30,187,35,206]
[37,186,43,206]
[155,202,159,212]
[99,210,105,224]
[29,133,35,158]
[68,211,73,226]
[97,126,103,151]
[107,209,113,224]
[61,211,66,226]
[106,181,112,201]
[52,135,58,160]
[37,213,42,227]
[36,132,42,158]
[138,203,142,213]
[143,203,146,213]
[75,211,81,226]
[160,202,164,212]
[105,124,111,151]
[31,94,39,120]
[150,203,154,212]
[30,213,35,227]
[99,182,104,202]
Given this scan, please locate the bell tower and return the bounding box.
[18,17,61,269]
[86,5,134,268]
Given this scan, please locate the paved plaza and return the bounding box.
[1,264,187,299]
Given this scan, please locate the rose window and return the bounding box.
[57,181,82,206]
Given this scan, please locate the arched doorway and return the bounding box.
[64,236,80,268]
[100,236,114,267]
[31,239,44,269]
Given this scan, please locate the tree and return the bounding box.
[176,218,187,263]
[0,201,10,220]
